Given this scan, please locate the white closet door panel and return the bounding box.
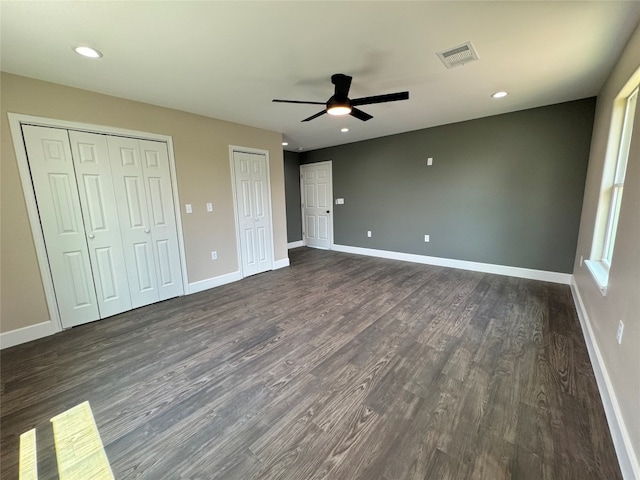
[233,151,273,277]
[252,166,272,274]
[22,125,99,327]
[123,176,147,228]
[234,153,255,277]
[107,136,159,308]
[241,180,253,219]
[133,242,155,291]
[69,131,132,318]
[139,140,184,300]
[62,250,94,307]
[244,228,256,267]
[94,247,119,299]
[257,226,267,262]
[155,239,173,287]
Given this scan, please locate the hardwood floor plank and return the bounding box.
[1,248,622,479]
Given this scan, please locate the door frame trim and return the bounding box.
[229,145,275,278]
[7,113,190,333]
[300,160,334,250]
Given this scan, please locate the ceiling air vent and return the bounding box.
[437,41,479,69]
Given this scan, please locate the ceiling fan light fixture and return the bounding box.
[327,105,352,116]
[491,91,508,99]
[273,73,408,122]
[326,95,352,116]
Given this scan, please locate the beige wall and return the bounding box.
[573,23,640,468]
[1,72,287,333]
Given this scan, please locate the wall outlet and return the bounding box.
[424,234,430,242]
[427,157,433,166]
[185,204,192,214]
[367,230,372,238]
[616,320,624,344]
[211,251,217,260]
[206,202,213,212]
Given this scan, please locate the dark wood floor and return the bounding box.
[1,247,620,479]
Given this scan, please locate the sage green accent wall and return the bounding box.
[301,98,596,273]
[284,151,302,243]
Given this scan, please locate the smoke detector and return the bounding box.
[437,41,479,69]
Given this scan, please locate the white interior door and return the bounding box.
[301,161,333,249]
[22,126,100,328]
[139,139,184,300]
[69,131,132,318]
[108,136,160,308]
[233,150,273,277]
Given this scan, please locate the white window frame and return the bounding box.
[586,85,638,295]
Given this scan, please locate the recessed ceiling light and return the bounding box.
[298,147,304,151]
[282,142,288,146]
[491,91,508,99]
[72,45,103,58]
[340,128,349,133]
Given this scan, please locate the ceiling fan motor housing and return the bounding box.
[327,95,351,110]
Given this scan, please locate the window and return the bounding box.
[586,85,638,294]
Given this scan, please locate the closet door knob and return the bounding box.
[88,233,95,239]
[144,228,150,234]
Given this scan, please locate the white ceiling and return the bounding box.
[2,1,640,152]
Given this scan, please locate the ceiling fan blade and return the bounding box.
[351,91,409,106]
[331,74,352,98]
[273,99,326,105]
[301,110,327,122]
[350,107,373,122]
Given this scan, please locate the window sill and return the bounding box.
[584,260,609,296]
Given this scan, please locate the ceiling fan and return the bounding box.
[273,73,409,122]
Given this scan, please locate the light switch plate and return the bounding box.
[335,198,345,205]
[617,320,624,344]
[206,202,213,212]
[185,204,192,214]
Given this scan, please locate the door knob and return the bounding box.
[326,210,330,214]
[144,228,150,234]
[88,233,95,239]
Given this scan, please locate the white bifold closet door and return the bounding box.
[23,125,183,329]
[23,126,102,327]
[68,131,133,318]
[107,136,183,307]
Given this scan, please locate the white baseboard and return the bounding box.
[187,271,242,294]
[570,280,639,479]
[331,244,572,284]
[273,258,290,269]
[0,320,59,350]
[288,240,304,249]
